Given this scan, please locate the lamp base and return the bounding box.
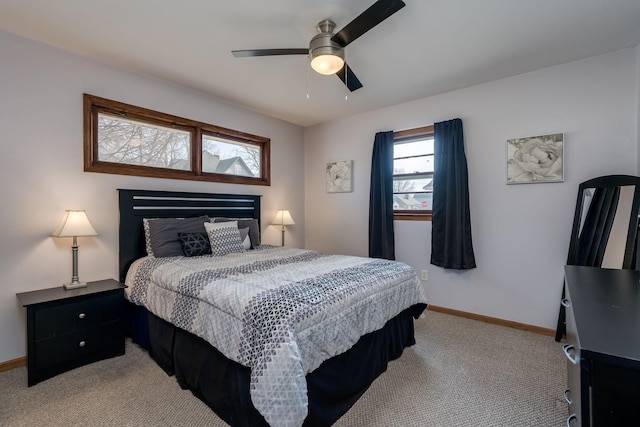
[64,281,87,290]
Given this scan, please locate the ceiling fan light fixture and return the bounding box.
[309,19,345,75]
[310,53,345,75]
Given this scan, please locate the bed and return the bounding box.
[119,189,427,427]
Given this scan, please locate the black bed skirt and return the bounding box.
[126,302,426,426]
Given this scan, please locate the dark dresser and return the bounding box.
[16,279,126,386]
[563,265,640,426]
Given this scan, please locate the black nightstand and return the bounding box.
[16,279,126,386]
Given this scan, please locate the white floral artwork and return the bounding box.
[326,160,353,193]
[506,133,564,184]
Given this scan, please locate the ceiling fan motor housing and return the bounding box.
[309,19,345,75]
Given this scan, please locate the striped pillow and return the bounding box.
[204,221,245,256]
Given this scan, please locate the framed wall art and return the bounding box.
[506,133,564,184]
[326,160,353,193]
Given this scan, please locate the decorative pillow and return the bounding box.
[211,217,260,248]
[147,215,210,258]
[239,227,251,250]
[178,232,212,257]
[204,221,245,256]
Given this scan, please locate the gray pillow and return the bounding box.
[211,217,260,248]
[147,215,210,257]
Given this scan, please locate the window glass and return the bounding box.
[393,134,434,214]
[97,113,191,170]
[393,157,433,174]
[202,135,260,177]
[394,139,433,157]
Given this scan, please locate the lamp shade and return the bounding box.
[52,210,98,238]
[310,54,345,75]
[273,210,295,226]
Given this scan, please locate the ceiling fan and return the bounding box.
[231,0,406,92]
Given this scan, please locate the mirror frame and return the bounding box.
[566,174,640,269]
[556,174,640,342]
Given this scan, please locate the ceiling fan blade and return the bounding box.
[232,48,308,58]
[332,0,406,47]
[336,63,363,92]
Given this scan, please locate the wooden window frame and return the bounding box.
[83,94,271,186]
[393,125,434,221]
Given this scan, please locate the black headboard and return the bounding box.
[118,189,261,283]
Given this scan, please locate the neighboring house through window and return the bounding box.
[393,125,434,221]
[84,94,270,186]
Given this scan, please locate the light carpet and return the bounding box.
[0,311,568,426]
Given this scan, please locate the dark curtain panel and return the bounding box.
[431,118,476,269]
[573,186,621,267]
[368,131,395,260]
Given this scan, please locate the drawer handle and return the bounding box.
[561,298,572,308]
[562,344,578,365]
[79,341,86,347]
[563,388,572,404]
[78,313,86,319]
[566,413,577,426]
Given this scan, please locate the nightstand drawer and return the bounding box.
[34,293,122,340]
[34,321,123,369]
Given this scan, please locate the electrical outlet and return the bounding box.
[421,269,428,281]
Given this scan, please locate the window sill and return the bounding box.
[393,213,432,221]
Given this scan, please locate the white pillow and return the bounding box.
[239,227,251,250]
[204,221,245,256]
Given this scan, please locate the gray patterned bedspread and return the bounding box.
[125,246,427,427]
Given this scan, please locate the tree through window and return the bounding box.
[97,114,191,170]
[84,94,270,186]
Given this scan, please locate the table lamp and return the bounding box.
[273,210,295,246]
[52,210,98,290]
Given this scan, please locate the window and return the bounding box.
[393,125,434,220]
[84,94,270,186]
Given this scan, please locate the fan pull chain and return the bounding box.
[306,62,310,99]
[344,58,348,100]
[345,73,348,101]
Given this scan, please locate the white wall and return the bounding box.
[0,30,305,363]
[305,47,639,330]
[637,45,640,171]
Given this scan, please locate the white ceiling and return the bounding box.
[1,0,640,127]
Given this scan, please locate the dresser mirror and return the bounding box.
[555,175,640,341]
